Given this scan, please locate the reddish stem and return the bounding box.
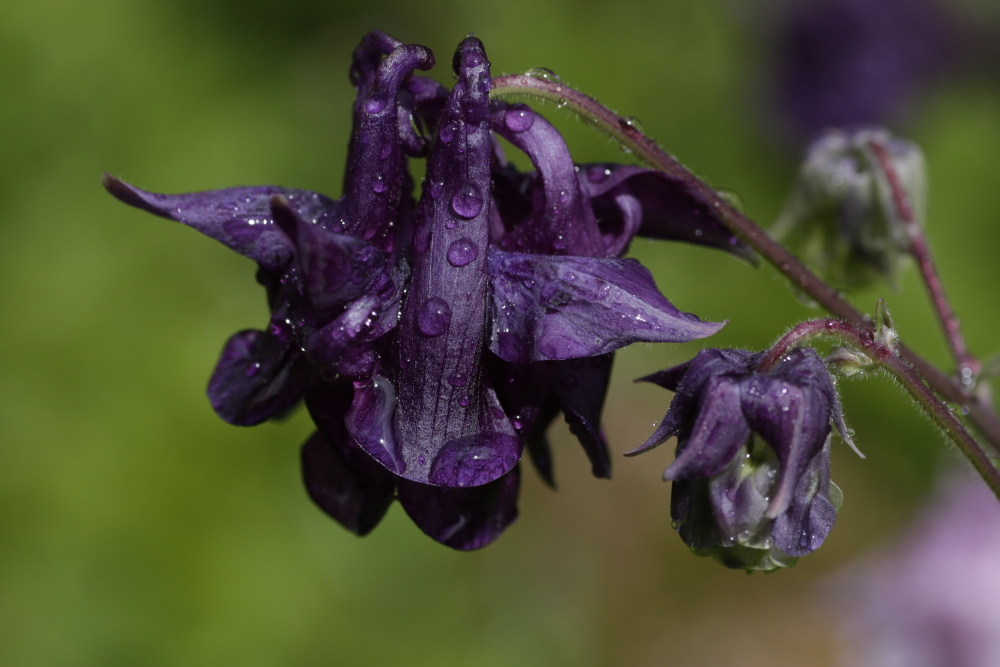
[866,139,980,385]
[761,319,1000,502]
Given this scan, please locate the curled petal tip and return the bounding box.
[101,173,144,208]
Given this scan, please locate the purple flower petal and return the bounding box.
[270,196,403,327]
[489,249,724,363]
[102,174,338,272]
[207,328,312,426]
[301,431,396,536]
[579,164,754,261]
[344,373,403,474]
[301,295,381,372]
[340,42,434,251]
[384,37,521,487]
[491,103,604,257]
[770,442,838,556]
[629,348,758,455]
[661,375,752,480]
[397,467,520,550]
[301,381,397,536]
[550,355,614,479]
[740,350,834,518]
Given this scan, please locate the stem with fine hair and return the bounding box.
[759,319,1000,503]
[865,138,980,384]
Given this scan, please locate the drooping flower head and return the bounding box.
[630,347,855,571]
[104,30,745,549]
[771,127,925,289]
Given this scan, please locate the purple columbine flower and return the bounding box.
[104,31,740,549]
[630,347,856,571]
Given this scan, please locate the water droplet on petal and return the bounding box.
[447,373,468,388]
[365,97,387,114]
[416,297,452,337]
[371,174,387,193]
[524,67,560,83]
[458,395,470,407]
[504,105,534,133]
[447,238,479,267]
[430,181,444,200]
[450,182,484,219]
[439,122,456,144]
[465,51,483,68]
[586,165,612,183]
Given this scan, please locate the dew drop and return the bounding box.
[618,115,644,132]
[586,165,612,183]
[465,51,483,68]
[448,373,468,388]
[365,97,387,114]
[416,297,452,337]
[371,174,387,193]
[450,182,484,219]
[458,395,470,407]
[439,122,456,144]
[504,105,534,133]
[524,67,560,83]
[430,181,444,200]
[447,238,479,267]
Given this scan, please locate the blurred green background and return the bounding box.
[4,0,1000,665]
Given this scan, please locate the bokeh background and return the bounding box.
[5,0,1000,665]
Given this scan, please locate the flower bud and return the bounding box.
[772,127,926,289]
[631,347,854,571]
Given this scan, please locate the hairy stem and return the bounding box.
[761,319,1000,502]
[866,138,980,384]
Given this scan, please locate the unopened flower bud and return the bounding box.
[772,127,926,288]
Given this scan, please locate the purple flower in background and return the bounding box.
[105,31,741,549]
[834,475,1000,667]
[630,347,856,570]
[772,0,956,140]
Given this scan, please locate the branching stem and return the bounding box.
[491,74,1000,456]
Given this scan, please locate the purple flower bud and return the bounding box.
[632,347,852,571]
